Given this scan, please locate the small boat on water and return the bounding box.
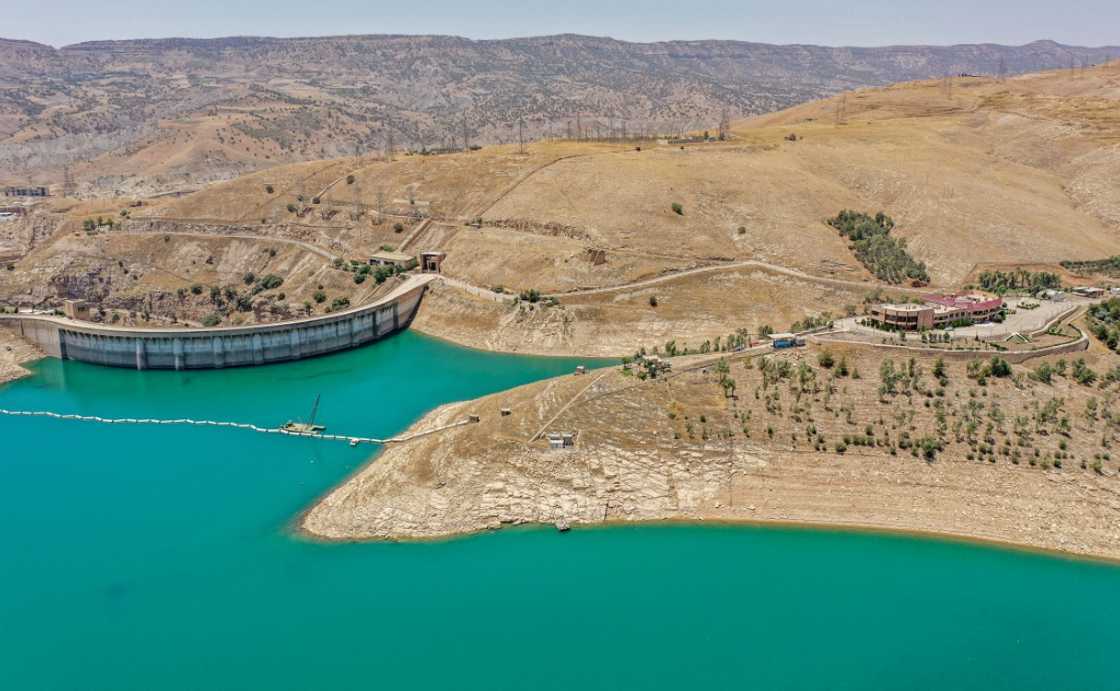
[281,422,325,433]
[281,394,326,434]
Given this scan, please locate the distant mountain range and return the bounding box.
[1,34,1116,192]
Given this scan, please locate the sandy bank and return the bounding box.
[302,345,1120,561]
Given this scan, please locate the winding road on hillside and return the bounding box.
[117,230,337,260]
[540,259,927,299]
[117,225,926,303]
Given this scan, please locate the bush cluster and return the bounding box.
[826,210,929,285]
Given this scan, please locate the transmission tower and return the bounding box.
[835,94,847,126]
[61,165,78,198]
[518,117,525,154]
[997,56,1007,82]
[461,112,470,152]
[351,164,364,220]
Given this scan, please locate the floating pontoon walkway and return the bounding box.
[0,408,474,446]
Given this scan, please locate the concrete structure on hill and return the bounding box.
[369,250,417,270]
[62,300,91,321]
[0,276,434,371]
[869,294,1004,331]
[419,251,446,273]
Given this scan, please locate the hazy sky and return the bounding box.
[7,0,1119,48]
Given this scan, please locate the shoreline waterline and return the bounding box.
[4,332,1120,691]
[294,507,1120,567]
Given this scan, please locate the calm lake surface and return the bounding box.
[1,330,1118,691]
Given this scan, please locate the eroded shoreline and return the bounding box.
[300,347,1120,562]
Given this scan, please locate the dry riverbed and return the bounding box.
[302,344,1120,561]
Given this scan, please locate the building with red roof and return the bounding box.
[868,293,1004,331]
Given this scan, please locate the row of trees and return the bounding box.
[1060,257,1120,278]
[82,217,115,231]
[976,270,1061,295]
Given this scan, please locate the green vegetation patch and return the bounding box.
[1088,298,1120,352]
[977,270,1060,296]
[1060,256,1120,278]
[826,210,928,285]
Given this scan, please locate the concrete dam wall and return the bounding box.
[1,278,431,371]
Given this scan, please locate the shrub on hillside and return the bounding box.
[257,274,283,291]
[1087,298,1120,353]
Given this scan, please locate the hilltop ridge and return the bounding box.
[1,33,1116,195]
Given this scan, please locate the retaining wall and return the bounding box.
[1,281,427,371]
[809,332,1089,364]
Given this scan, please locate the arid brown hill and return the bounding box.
[1,35,1116,194]
[5,63,1119,357]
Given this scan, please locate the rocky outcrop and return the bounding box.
[0,326,40,384]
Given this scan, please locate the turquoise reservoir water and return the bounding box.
[1,330,1118,691]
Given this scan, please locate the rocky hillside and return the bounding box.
[4,63,1118,352]
[1,34,1116,194]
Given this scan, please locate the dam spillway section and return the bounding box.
[0,275,434,371]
